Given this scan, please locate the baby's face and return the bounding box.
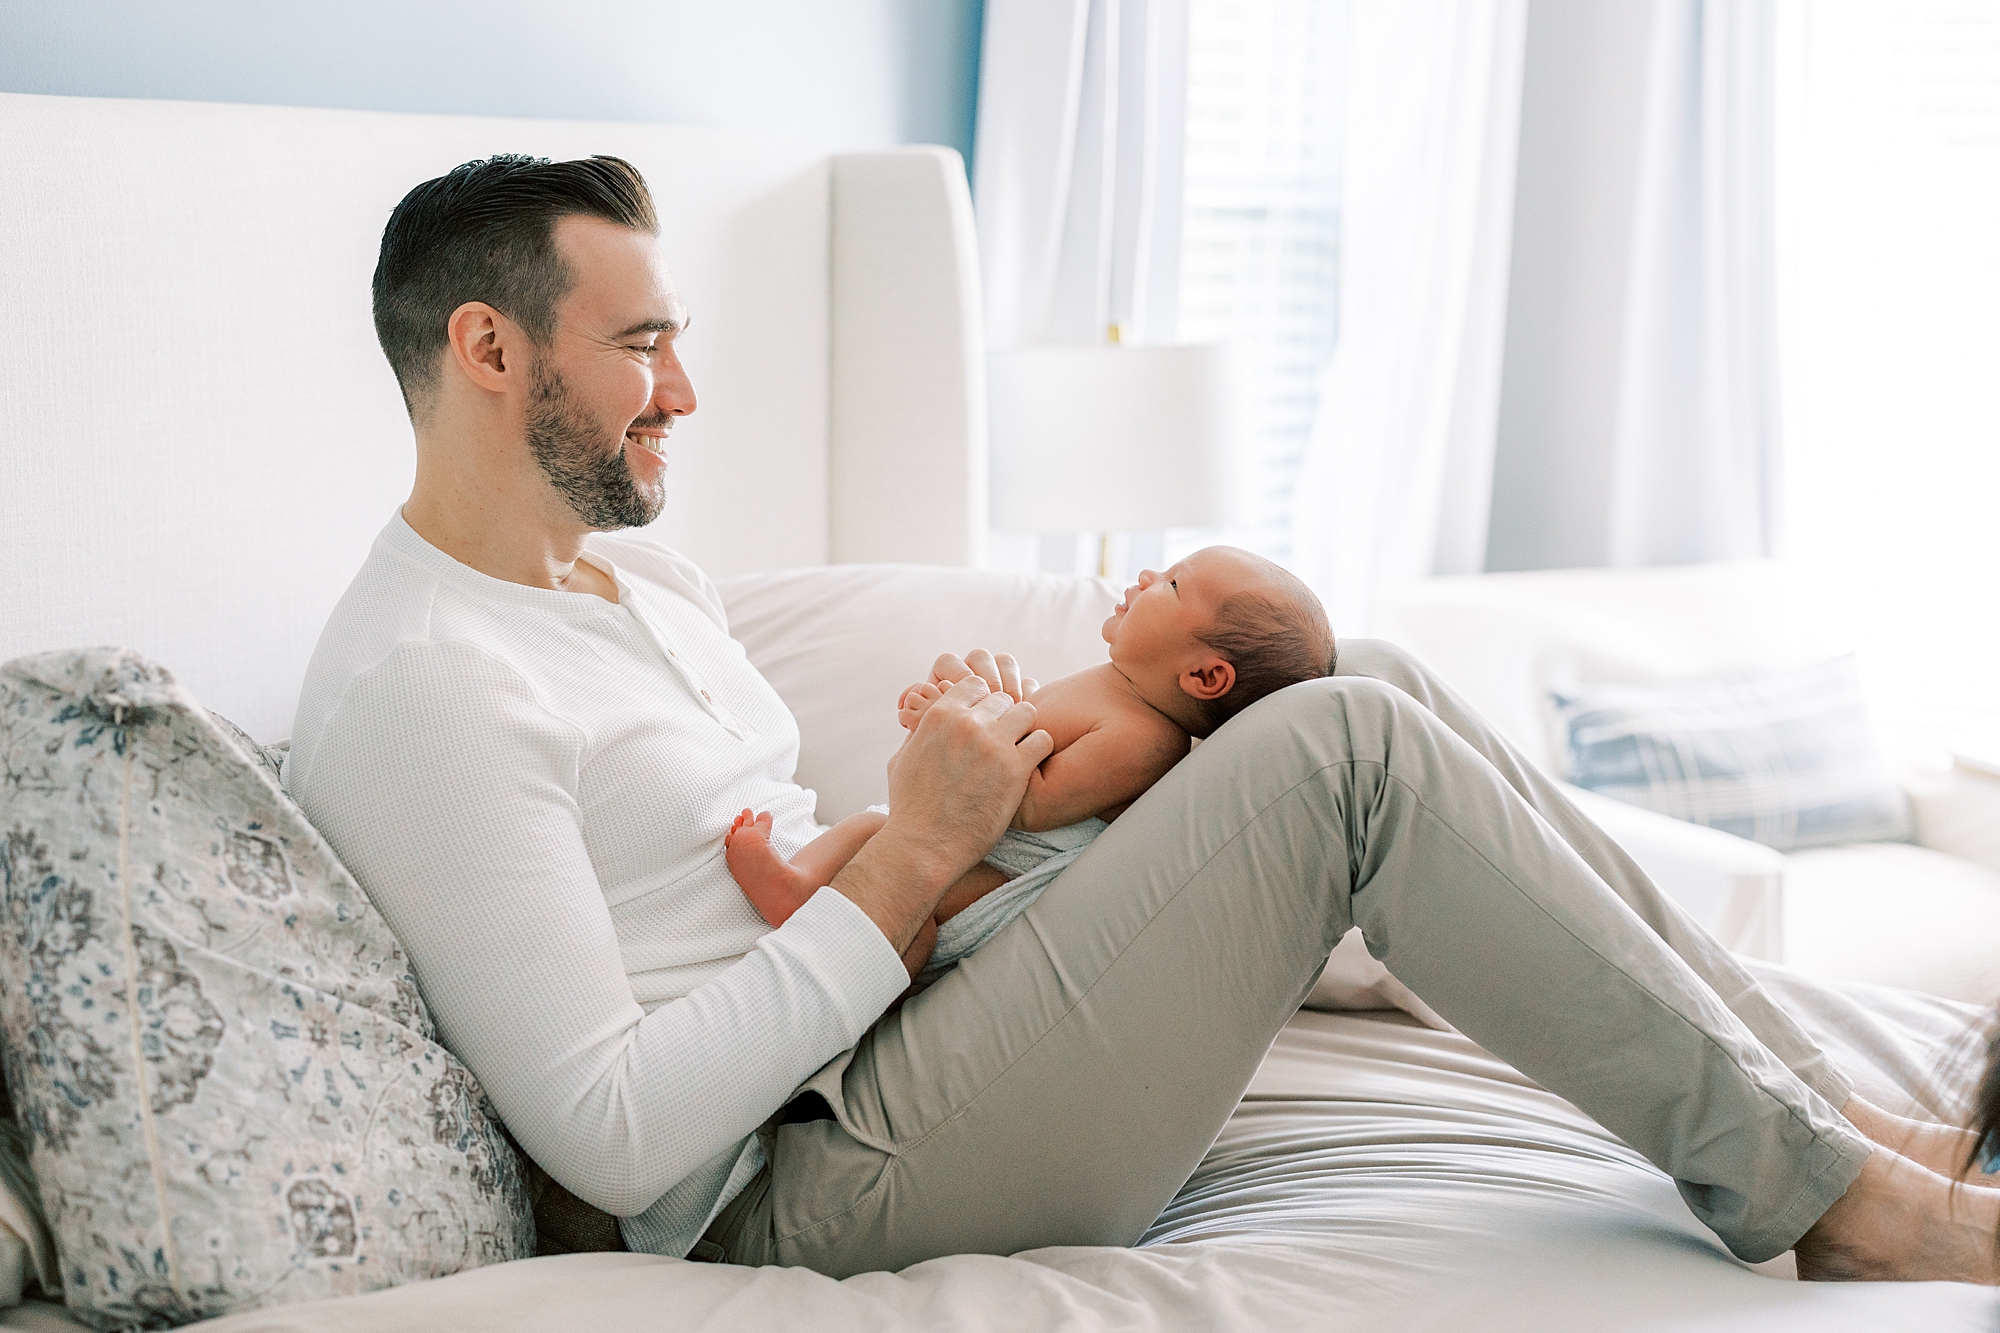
[1102,546,1275,677]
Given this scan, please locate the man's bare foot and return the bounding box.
[1795,1148,2000,1283]
[1845,1095,1998,1185]
[724,809,816,928]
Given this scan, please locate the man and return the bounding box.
[287,154,1996,1282]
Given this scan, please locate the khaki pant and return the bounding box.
[708,641,1868,1273]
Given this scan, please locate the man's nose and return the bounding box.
[656,346,698,418]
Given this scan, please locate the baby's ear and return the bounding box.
[1179,657,1235,701]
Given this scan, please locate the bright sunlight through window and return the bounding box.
[1169,0,1350,566]
[1777,0,2000,728]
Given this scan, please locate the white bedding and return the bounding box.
[11,963,1987,1332]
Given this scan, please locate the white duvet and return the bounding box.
[7,964,1992,1332]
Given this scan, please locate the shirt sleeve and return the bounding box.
[296,639,909,1215]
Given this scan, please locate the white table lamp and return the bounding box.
[987,343,1247,571]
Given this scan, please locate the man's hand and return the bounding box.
[901,649,1039,731]
[831,673,1053,955]
[929,649,1039,703]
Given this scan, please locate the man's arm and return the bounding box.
[829,671,1054,954]
[298,642,912,1216]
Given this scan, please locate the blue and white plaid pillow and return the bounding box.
[1552,656,1912,853]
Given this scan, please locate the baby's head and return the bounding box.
[1102,546,1335,737]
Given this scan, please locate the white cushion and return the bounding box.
[718,564,1120,823]
[1375,561,1851,773]
[1904,760,2000,875]
[1784,842,2000,1004]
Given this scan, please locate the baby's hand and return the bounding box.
[929,649,1038,703]
[898,681,944,731]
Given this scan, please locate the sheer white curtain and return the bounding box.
[1607,0,1781,567]
[973,0,1189,350]
[1287,0,1527,631]
[1777,0,2000,723]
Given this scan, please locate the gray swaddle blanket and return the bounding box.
[915,817,1109,986]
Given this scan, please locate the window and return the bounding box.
[1167,0,1350,567]
[1777,0,2000,726]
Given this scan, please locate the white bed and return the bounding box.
[1,92,1995,1330]
[23,973,1988,1332]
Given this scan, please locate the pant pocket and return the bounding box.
[769,1116,897,1266]
[797,1042,903,1154]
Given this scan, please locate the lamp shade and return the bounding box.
[987,343,1246,533]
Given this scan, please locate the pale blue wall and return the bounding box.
[0,0,983,165]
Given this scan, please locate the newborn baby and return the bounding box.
[725,546,1336,983]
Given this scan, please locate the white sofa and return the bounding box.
[1377,560,2000,1004]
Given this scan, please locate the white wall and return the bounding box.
[0,0,982,163]
[1483,0,1654,572]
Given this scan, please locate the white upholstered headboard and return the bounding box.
[0,92,987,740]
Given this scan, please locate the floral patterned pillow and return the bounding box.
[0,648,534,1329]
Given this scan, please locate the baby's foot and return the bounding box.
[898,681,944,731]
[725,809,816,928]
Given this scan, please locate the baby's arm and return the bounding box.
[1012,716,1190,833]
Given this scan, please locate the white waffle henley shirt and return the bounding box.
[284,513,911,1256]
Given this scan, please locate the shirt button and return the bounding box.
[701,689,712,702]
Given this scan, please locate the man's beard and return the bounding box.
[526,356,665,531]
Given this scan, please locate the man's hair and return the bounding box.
[1193,567,1337,735]
[372,154,659,412]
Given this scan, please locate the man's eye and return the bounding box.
[633,344,658,356]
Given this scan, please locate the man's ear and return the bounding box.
[445,301,519,395]
[1179,656,1235,701]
